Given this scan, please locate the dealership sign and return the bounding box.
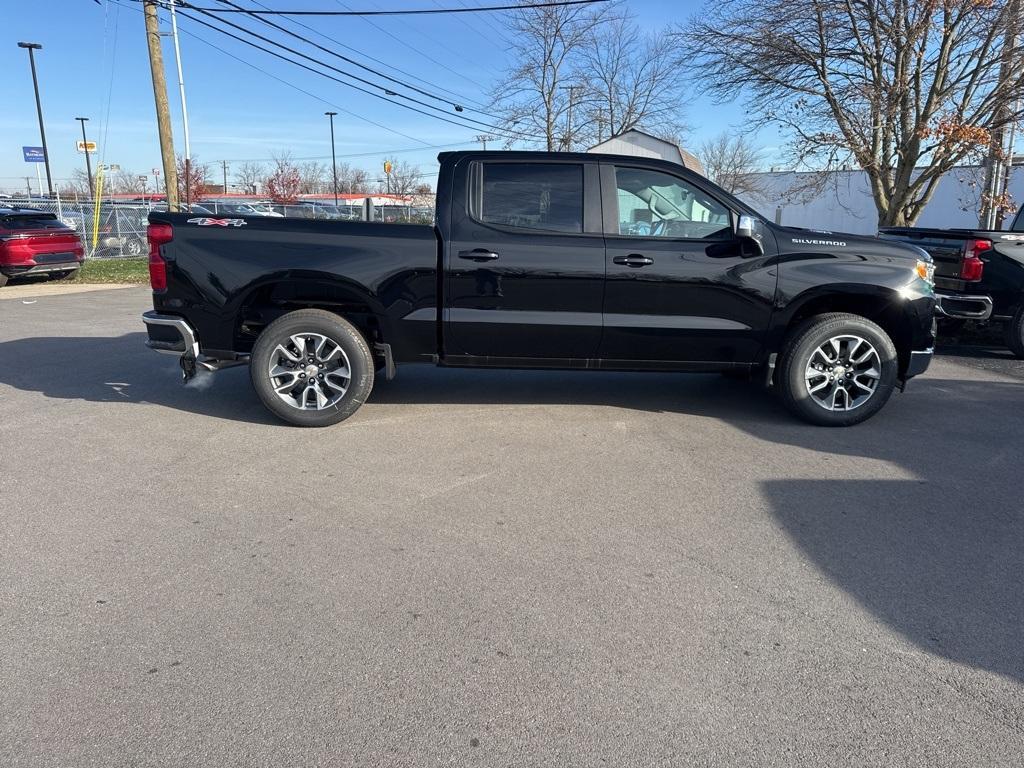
[22,146,45,163]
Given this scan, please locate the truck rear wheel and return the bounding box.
[1003,306,1024,359]
[250,309,374,427]
[777,313,898,427]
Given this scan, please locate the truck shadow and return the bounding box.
[0,333,793,425]
[0,332,276,425]
[750,373,1024,684]
[2,333,1022,682]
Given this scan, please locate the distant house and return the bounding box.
[588,129,704,174]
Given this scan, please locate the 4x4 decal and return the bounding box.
[186,217,247,228]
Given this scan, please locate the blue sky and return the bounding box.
[0,0,778,193]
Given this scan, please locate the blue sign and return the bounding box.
[22,146,45,163]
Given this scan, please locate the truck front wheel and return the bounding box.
[250,309,375,427]
[777,313,899,427]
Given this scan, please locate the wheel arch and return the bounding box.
[774,286,919,375]
[232,275,390,355]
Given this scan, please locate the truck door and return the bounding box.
[598,162,777,363]
[443,158,605,360]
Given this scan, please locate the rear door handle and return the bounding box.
[613,254,654,267]
[458,249,499,262]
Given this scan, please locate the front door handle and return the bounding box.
[458,248,499,262]
[613,254,654,267]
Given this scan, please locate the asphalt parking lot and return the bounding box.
[2,286,1022,767]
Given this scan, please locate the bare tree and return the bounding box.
[234,161,264,194]
[298,161,327,195]
[176,156,208,205]
[577,17,686,146]
[699,133,768,197]
[264,152,302,203]
[379,157,423,197]
[58,169,93,198]
[676,0,1024,227]
[110,168,147,195]
[349,167,371,194]
[490,0,611,150]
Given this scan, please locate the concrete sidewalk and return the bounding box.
[0,282,142,300]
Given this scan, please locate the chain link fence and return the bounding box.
[3,197,435,259]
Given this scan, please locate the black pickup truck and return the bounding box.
[143,151,936,427]
[880,205,1024,356]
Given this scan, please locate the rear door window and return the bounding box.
[472,162,583,234]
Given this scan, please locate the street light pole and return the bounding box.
[325,111,339,205]
[75,117,94,198]
[169,0,192,209]
[18,42,53,197]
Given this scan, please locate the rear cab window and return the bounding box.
[470,162,583,234]
[1,213,66,232]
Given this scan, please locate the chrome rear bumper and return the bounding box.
[142,311,199,358]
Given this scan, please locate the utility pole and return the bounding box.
[222,160,229,194]
[75,117,94,198]
[559,84,582,152]
[475,134,493,150]
[17,42,53,197]
[144,0,179,210]
[325,111,338,205]
[980,0,1020,229]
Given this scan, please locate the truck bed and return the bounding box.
[148,212,440,360]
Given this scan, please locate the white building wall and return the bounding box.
[591,133,682,163]
[745,167,1024,234]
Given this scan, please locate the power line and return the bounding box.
[174,4,536,140]
[214,0,488,114]
[334,0,499,92]
[151,0,609,16]
[247,0,490,110]
[111,0,435,146]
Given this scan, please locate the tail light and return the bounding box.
[961,239,991,282]
[148,223,173,292]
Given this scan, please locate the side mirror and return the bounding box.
[736,214,765,256]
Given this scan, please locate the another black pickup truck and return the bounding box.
[880,205,1024,356]
[143,151,936,427]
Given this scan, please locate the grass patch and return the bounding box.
[74,257,149,284]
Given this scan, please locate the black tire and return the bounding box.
[1004,306,1024,359]
[50,270,75,281]
[250,309,374,427]
[777,313,899,427]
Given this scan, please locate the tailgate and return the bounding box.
[878,228,964,280]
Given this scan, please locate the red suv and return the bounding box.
[0,207,85,287]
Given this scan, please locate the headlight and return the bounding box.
[915,259,935,286]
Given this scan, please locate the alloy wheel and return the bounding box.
[804,334,881,412]
[268,332,351,411]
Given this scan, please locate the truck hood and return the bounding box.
[775,226,930,263]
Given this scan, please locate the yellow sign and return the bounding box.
[383,161,392,175]
[76,140,97,154]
